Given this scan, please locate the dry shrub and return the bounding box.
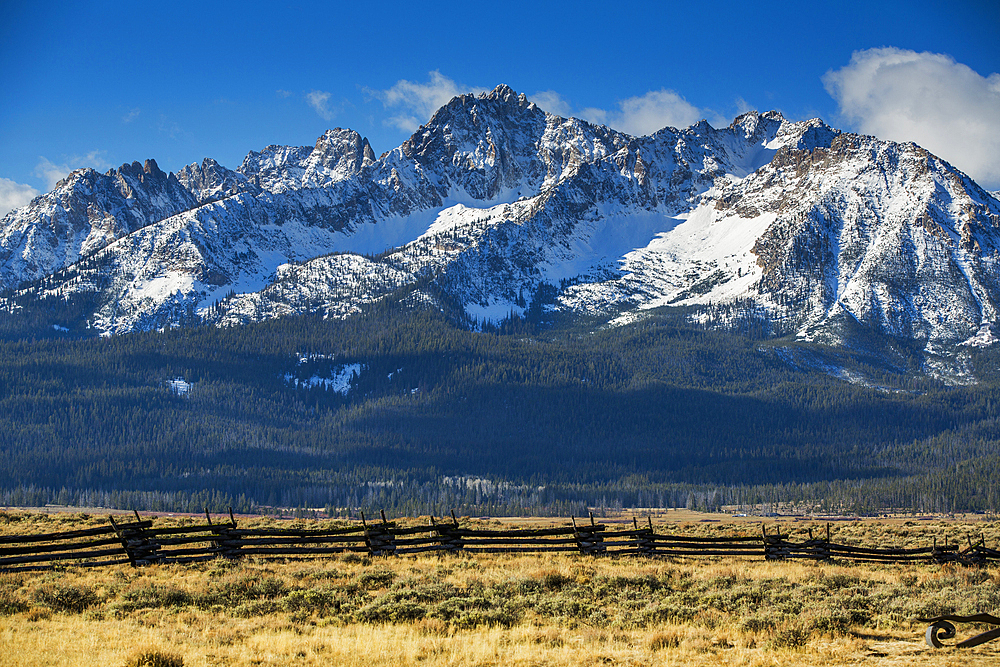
[32,583,98,612]
[531,627,565,647]
[205,626,245,647]
[124,650,184,667]
[537,569,572,591]
[356,570,394,589]
[415,617,449,635]
[680,634,716,653]
[804,606,854,635]
[581,628,608,644]
[115,582,192,613]
[25,606,51,621]
[740,613,777,633]
[0,589,28,615]
[768,621,810,649]
[647,629,681,650]
[340,553,371,565]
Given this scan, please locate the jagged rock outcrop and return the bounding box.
[176,158,259,204]
[238,128,377,193]
[0,159,197,288]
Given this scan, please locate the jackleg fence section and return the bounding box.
[222,523,368,559]
[760,526,989,564]
[3,511,999,572]
[0,520,147,572]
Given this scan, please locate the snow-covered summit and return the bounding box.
[0,158,198,289]
[238,128,377,194]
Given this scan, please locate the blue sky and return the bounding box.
[1,0,998,213]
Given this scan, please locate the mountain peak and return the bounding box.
[112,159,168,183]
[483,83,519,102]
[143,158,163,176]
[729,110,785,140]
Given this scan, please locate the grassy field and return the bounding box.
[1,512,999,666]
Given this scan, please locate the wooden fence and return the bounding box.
[1,511,997,573]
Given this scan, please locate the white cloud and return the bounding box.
[578,106,608,125]
[276,89,292,98]
[527,90,572,117]
[0,178,40,216]
[306,90,335,121]
[371,75,732,137]
[370,71,485,132]
[599,89,713,136]
[824,47,1000,189]
[35,158,68,191]
[35,151,111,191]
[529,88,722,136]
[122,108,140,123]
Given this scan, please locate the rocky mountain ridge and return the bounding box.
[2,85,999,375]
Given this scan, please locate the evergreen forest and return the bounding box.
[1,286,998,518]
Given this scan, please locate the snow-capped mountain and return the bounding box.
[2,84,999,359]
[0,159,198,289]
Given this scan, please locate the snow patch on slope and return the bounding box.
[559,202,775,313]
[284,363,365,394]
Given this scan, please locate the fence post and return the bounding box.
[646,516,657,557]
[362,510,396,557]
[203,507,223,557]
[361,511,371,554]
[432,512,463,553]
[933,535,957,564]
[631,516,653,557]
[961,535,986,566]
[763,525,785,561]
[108,515,133,567]
[814,523,831,561]
[216,506,242,560]
[573,514,606,556]
[110,513,159,566]
[447,510,464,553]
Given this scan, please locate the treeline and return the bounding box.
[0,292,999,514]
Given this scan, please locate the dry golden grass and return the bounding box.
[1,512,999,666]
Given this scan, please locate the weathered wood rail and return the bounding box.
[2,511,998,572]
[0,519,148,572]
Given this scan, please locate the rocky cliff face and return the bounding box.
[579,131,1000,349]
[237,128,377,194]
[0,159,198,288]
[3,84,999,361]
[176,158,258,204]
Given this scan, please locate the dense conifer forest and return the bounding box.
[0,286,998,517]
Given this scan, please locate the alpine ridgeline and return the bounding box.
[3,85,999,364]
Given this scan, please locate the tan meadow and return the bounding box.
[1,512,999,666]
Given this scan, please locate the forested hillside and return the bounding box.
[1,288,998,516]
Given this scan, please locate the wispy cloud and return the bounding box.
[122,108,140,123]
[605,89,716,135]
[157,116,186,140]
[34,151,111,190]
[307,90,335,121]
[276,89,292,98]
[824,47,1000,189]
[0,177,40,216]
[370,74,733,137]
[369,71,485,132]
[525,90,572,118]
[34,158,67,191]
[529,89,725,136]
